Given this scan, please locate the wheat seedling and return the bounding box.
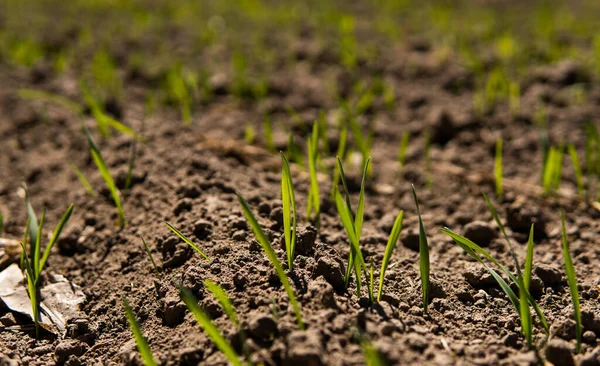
[280,152,297,270]
[397,131,410,171]
[560,210,582,353]
[307,122,321,226]
[411,185,430,314]
[165,222,209,261]
[376,211,404,302]
[567,144,584,197]
[123,297,158,366]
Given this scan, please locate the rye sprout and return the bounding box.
[84,126,126,226]
[280,152,297,270]
[123,297,157,366]
[307,122,321,226]
[397,131,410,170]
[495,137,503,197]
[567,144,584,197]
[165,222,209,261]
[180,288,242,366]
[376,211,404,302]
[412,185,430,314]
[334,157,370,296]
[560,210,582,353]
[236,192,304,329]
[20,194,73,337]
[330,127,348,200]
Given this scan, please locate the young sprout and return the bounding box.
[70,162,96,196]
[180,288,242,366]
[244,124,255,144]
[263,115,275,152]
[307,122,321,226]
[141,237,160,276]
[361,338,385,366]
[411,185,430,315]
[560,211,582,353]
[165,64,192,125]
[377,211,404,302]
[123,297,158,366]
[334,157,370,295]
[521,224,535,348]
[542,144,564,195]
[495,137,503,197]
[82,82,137,138]
[280,153,297,270]
[236,192,304,329]
[17,89,82,114]
[567,144,584,197]
[397,131,410,171]
[165,222,209,261]
[330,127,348,200]
[84,126,126,227]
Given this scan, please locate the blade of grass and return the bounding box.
[236,192,304,329]
[377,211,404,302]
[398,131,410,170]
[263,114,275,152]
[70,162,96,196]
[33,209,45,279]
[141,237,160,276]
[22,184,39,250]
[307,122,321,225]
[495,137,503,197]
[281,152,297,270]
[123,297,158,366]
[204,279,239,326]
[39,204,73,275]
[17,89,82,114]
[412,185,430,314]
[524,224,535,291]
[560,210,582,353]
[568,144,584,197]
[165,222,209,261]
[84,126,126,226]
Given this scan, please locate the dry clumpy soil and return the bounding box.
[2,30,600,366]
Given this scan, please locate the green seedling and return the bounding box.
[280,152,297,270]
[70,162,96,196]
[89,49,123,101]
[542,144,564,195]
[398,131,410,170]
[560,211,582,353]
[361,338,385,366]
[165,64,193,125]
[263,115,275,152]
[339,14,358,69]
[82,82,137,138]
[125,140,137,191]
[20,193,73,337]
[244,124,255,144]
[123,297,157,366]
[412,185,430,314]
[495,137,503,197]
[180,288,242,366]
[567,144,584,197]
[165,222,209,261]
[521,224,535,347]
[236,192,304,329]
[377,211,404,302]
[307,122,321,226]
[84,126,126,226]
[334,157,370,296]
[141,237,160,276]
[330,127,348,200]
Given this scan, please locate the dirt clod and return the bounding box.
[545,339,575,366]
[463,221,496,247]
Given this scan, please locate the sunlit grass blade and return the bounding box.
[165,222,209,261]
[141,237,160,276]
[236,192,304,329]
[281,152,297,270]
[20,240,40,337]
[521,224,535,348]
[22,184,39,249]
[84,126,126,226]
[560,210,582,353]
[123,297,158,366]
[354,157,371,241]
[482,192,521,275]
[524,224,535,291]
[412,185,430,314]
[567,144,584,197]
[398,131,410,170]
[377,211,403,302]
[330,128,347,200]
[495,137,503,197]
[307,122,321,225]
[70,162,96,196]
[33,209,45,279]
[361,339,385,366]
[39,204,73,275]
[180,288,242,366]
[204,279,239,326]
[20,217,30,270]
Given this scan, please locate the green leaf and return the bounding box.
[17,88,82,114]
[141,237,161,275]
[22,184,39,250]
[281,152,297,270]
[236,192,304,329]
[354,157,371,241]
[70,162,96,196]
[307,122,321,224]
[84,126,126,226]
[39,204,73,275]
[495,137,503,197]
[398,131,410,169]
[33,209,46,280]
[377,211,404,302]
[123,297,158,366]
[204,279,239,326]
[524,224,535,291]
[165,222,209,261]
[561,211,582,353]
[412,185,430,314]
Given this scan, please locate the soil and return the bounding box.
[2,1,600,365]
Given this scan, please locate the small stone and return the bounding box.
[545,339,575,366]
[534,264,562,287]
[55,340,88,364]
[232,230,246,241]
[231,217,247,230]
[463,221,496,247]
[0,313,17,326]
[584,330,597,343]
[247,312,277,342]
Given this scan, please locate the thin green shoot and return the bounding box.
[70,162,96,196]
[84,126,126,227]
[123,297,158,366]
[263,115,275,152]
[204,279,239,326]
[361,338,385,366]
[82,81,138,138]
[560,210,582,353]
[280,152,297,270]
[330,127,348,200]
[22,183,39,247]
[377,211,404,302]
[141,237,160,276]
[306,122,321,226]
[412,185,430,314]
[521,224,535,348]
[180,287,242,366]
[397,131,410,170]
[495,137,503,197]
[165,222,209,261]
[125,140,137,191]
[19,217,30,274]
[542,144,564,194]
[567,144,584,197]
[244,124,255,144]
[236,192,304,329]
